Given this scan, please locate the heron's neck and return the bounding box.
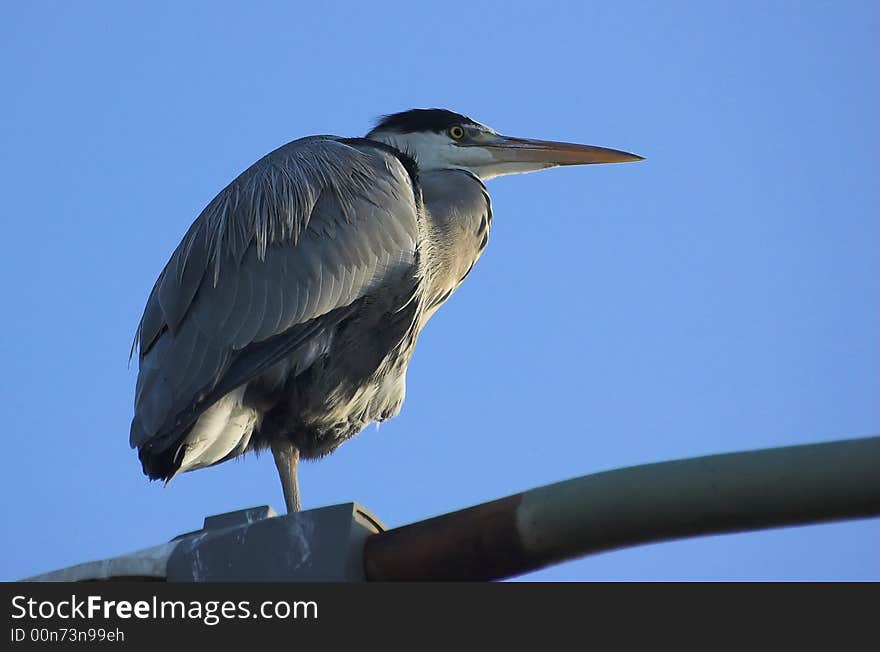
[418,169,492,317]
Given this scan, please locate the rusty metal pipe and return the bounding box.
[364,436,880,581]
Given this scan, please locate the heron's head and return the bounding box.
[366,108,643,180]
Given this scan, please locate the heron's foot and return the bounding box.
[271,439,301,513]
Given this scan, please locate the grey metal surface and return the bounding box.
[514,435,880,570]
[24,503,383,582]
[167,503,384,581]
[23,541,179,582]
[202,505,278,532]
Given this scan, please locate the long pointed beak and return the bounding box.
[485,134,644,166]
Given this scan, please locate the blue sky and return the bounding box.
[1,1,877,580]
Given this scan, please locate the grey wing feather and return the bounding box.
[130,136,421,452]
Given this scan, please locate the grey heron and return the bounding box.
[131,109,642,513]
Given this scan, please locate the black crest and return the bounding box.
[370,108,480,134]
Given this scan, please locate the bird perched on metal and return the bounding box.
[130,108,642,513]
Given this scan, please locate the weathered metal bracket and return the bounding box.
[25,503,384,582]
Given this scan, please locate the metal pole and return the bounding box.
[364,436,880,580]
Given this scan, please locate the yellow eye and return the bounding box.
[448,125,465,140]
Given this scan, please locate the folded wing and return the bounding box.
[130,136,422,473]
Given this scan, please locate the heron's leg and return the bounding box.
[271,439,301,513]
